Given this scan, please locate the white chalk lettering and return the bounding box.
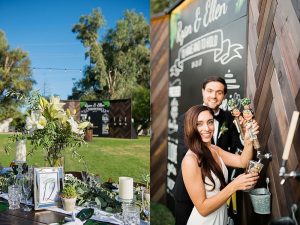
[167,163,177,176]
[193,7,202,33]
[176,21,192,46]
[167,177,175,190]
[168,141,178,163]
[181,34,218,59]
[170,29,244,77]
[191,58,203,68]
[203,0,228,27]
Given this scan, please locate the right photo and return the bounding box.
[150,0,300,225]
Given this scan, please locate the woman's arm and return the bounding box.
[182,152,258,216]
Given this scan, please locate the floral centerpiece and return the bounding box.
[7,91,90,167]
[26,93,90,166]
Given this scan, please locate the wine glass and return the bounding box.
[22,173,33,211]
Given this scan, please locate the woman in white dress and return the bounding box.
[182,105,259,225]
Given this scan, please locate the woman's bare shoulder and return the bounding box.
[211,144,223,153]
[182,150,200,167]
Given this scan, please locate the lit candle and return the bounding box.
[119,177,133,200]
[16,140,26,162]
[282,111,299,160]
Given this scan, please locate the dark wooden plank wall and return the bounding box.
[150,14,170,203]
[246,0,300,224]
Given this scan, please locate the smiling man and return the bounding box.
[173,76,244,225]
[177,76,243,167]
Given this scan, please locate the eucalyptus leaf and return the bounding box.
[95,197,101,205]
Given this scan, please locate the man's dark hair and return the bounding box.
[202,76,227,94]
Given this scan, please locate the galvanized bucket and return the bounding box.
[249,187,271,214]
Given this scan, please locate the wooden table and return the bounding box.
[0,200,112,225]
[0,205,66,225]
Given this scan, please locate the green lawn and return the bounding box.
[0,134,149,183]
[151,202,175,225]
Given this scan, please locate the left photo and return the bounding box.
[0,1,150,224]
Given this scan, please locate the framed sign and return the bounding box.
[34,167,64,210]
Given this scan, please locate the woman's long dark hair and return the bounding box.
[184,105,226,190]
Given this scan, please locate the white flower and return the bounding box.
[25,111,47,133]
[49,96,65,111]
[64,174,74,181]
[78,121,91,129]
[67,117,83,135]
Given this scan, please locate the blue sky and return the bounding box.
[0,0,150,100]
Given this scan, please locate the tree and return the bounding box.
[132,85,150,134]
[150,0,178,15]
[69,9,150,100]
[70,9,106,100]
[69,9,150,132]
[0,30,34,121]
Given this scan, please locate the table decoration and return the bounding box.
[16,139,26,162]
[122,203,140,225]
[34,167,64,210]
[0,170,16,193]
[64,173,122,214]
[8,184,21,210]
[61,184,77,211]
[21,170,33,211]
[119,177,133,201]
[0,170,148,224]
[5,90,91,167]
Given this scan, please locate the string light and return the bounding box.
[31,67,83,72]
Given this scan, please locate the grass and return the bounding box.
[0,134,149,183]
[151,202,175,225]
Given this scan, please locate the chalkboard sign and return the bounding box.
[80,100,110,137]
[78,99,135,138]
[167,0,248,210]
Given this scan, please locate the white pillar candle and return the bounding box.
[16,140,26,162]
[119,177,133,200]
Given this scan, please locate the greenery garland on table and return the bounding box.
[64,173,150,221]
[64,173,122,213]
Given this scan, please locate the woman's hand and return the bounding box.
[244,120,259,141]
[230,172,259,191]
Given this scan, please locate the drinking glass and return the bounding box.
[244,160,263,191]
[246,160,264,174]
[22,174,33,211]
[8,185,21,210]
[122,203,140,225]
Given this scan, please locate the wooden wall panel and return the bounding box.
[246,0,300,224]
[150,15,170,203]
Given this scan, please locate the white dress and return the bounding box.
[187,154,228,225]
